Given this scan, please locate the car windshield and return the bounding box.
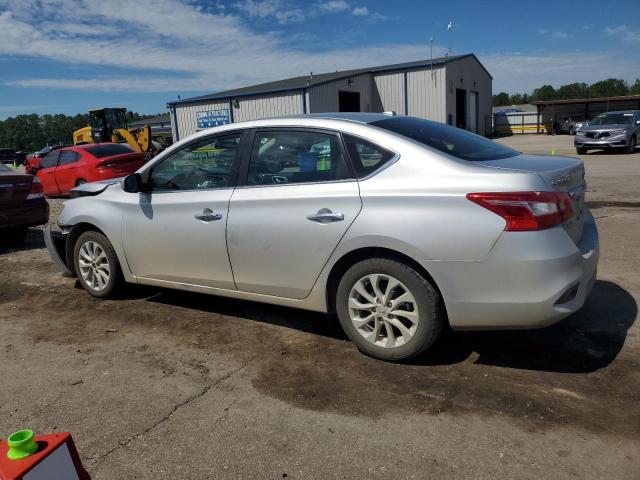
[590,113,634,125]
[371,117,519,161]
[85,144,134,158]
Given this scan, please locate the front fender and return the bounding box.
[57,189,136,283]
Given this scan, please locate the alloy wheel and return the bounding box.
[78,240,110,291]
[348,273,419,348]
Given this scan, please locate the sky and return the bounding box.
[0,0,639,119]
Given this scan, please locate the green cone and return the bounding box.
[6,430,38,460]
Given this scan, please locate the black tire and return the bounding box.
[73,231,123,298]
[626,135,636,154]
[576,147,587,155]
[569,127,575,135]
[335,258,444,361]
[76,179,86,186]
[0,226,28,246]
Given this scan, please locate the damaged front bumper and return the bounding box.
[43,224,74,277]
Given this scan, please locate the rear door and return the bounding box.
[226,128,361,299]
[37,151,61,196]
[54,150,80,194]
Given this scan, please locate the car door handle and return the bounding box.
[306,208,345,223]
[194,208,223,222]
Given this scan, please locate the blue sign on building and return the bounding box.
[197,108,230,129]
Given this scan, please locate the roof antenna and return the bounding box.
[446,20,454,57]
[429,37,435,80]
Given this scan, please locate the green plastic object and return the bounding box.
[6,430,38,460]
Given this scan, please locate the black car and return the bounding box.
[0,163,49,246]
[0,148,19,164]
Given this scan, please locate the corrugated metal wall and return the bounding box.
[233,91,303,122]
[308,74,373,112]
[406,67,447,122]
[444,56,493,135]
[173,99,229,139]
[372,71,405,114]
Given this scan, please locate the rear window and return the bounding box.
[371,117,519,161]
[84,144,134,158]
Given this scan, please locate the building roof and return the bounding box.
[129,113,170,126]
[531,94,640,106]
[168,53,489,106]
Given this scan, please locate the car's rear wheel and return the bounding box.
[0,226,28,246]
[576,147,587,155]
[73,231,122,298]
[626,135,636,154]
[76,179,86,186]
[336,258,444,361]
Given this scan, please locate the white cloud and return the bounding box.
[537,28,573,39]
[317,0,350,12]
[0,0,429,93]
[481,51,640,93]
[352,6,368,15]
[604,25,640,44]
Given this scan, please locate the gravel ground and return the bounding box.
[1,135,639,479]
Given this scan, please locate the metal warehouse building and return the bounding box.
[167,53,492,141]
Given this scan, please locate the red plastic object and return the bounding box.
[0,432,87,480]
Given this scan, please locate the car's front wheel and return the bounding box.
[336,258,444,361]
[626,135,636,154]
[73,231,122,298]
[576,147,587,155]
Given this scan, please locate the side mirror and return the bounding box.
[123,173,144,193]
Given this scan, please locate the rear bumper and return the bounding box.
[44,224,74,277]
[432,210,599,330]
[0,200,49,229]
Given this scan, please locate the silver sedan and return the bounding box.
[45,113,599,361]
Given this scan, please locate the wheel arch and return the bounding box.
[324,246,447,321]
[65,222,108,275]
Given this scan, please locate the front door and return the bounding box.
[37,150,60,196]
[227,129,361,299]
[54,149,80,194]
[121,132,244,289]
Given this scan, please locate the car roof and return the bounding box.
[600,110,640,114]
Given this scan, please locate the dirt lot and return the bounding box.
[1,135,639,479]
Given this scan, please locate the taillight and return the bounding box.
[466,191,573,231]
[27,177,44,200]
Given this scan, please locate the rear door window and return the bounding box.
[40,151,60,169]
[58,150,79,166]
[246,130,351,186]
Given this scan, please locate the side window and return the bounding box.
[247,130,350,186]
[343,134,395,178]
[58,150,78,166]
[149,133,241,191]
[40,151,60,169]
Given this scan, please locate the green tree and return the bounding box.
[588,78,629,98]
[556,82,589,99]
[531,85,557,101]
[492,92,510,106]
[629,78,640,95]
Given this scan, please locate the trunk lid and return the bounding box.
[0,171,33,208]
[477,154,586,244]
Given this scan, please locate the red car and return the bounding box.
[34,143,148,196]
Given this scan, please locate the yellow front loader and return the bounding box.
[73,107,155,153]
